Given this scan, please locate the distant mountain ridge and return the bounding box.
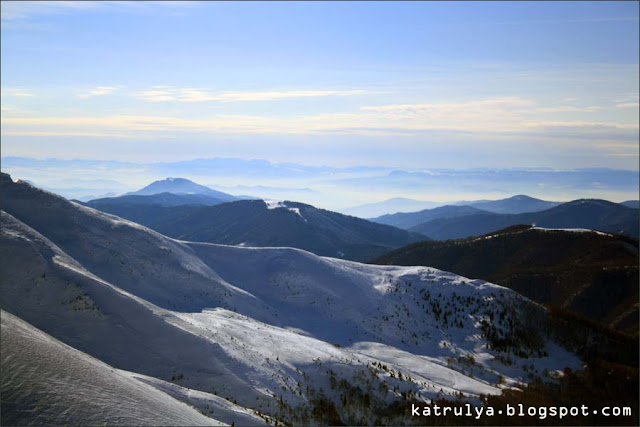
[85,192,229,207]
[370,195,562,229]
[346,195,561,219]
[373,205,489,229]
[342,197,441,218]
[454,195,562,214]
[409,199,639,240]
[620,200,640,209]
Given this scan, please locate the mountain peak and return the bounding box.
[466,194,561,214]
[126,177,237,201]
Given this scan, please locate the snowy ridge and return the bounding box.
[532,226,613,236]
[0,177,582,425]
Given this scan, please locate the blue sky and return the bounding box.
[1,1,638,205]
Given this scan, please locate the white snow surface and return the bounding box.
[263,199,305,219]
[1,310,265,426]
[264,199,286,209]
[532,226,612,236]
[0,189,583,424]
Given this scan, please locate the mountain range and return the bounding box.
[372,197,639,241]
[2,172,598,425]
[5,156,637,212]
[450,195,562,214]
[371,195,563,229]
[82,177,246,207]
[374,224,639,334]
[82,197,427,262]
[343,195,561,219]
[341,198,441,218]
[373,205,489,230]
[87,192,232,208]
[83,179,639,259]
[407,199,639,240]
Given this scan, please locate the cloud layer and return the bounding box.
[133,87,369,103]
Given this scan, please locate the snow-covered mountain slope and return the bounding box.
[374,224,639,334]
[0,211,272,410]
[1,310,265,426]
[0,173,581,425]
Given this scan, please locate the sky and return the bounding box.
[1,1,639,208]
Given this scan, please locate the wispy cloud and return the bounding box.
[133,87,216,103]
[357,97,535,133]
[4,113,637,140]
[520,121,639,142]
[3,95,637,142]
[615,103,639,109]
[522,121,638,130]
[214,90,369,102]
[133,87,369,103]
[360,97,534,114]
[77,86,120,99]
[497,16,639,25]
[1,1,198,23]
[534,106,602,113]
[2,130,139,138]
[2,88,36,98]
[1,1,102,22]
[614,93,640,103]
